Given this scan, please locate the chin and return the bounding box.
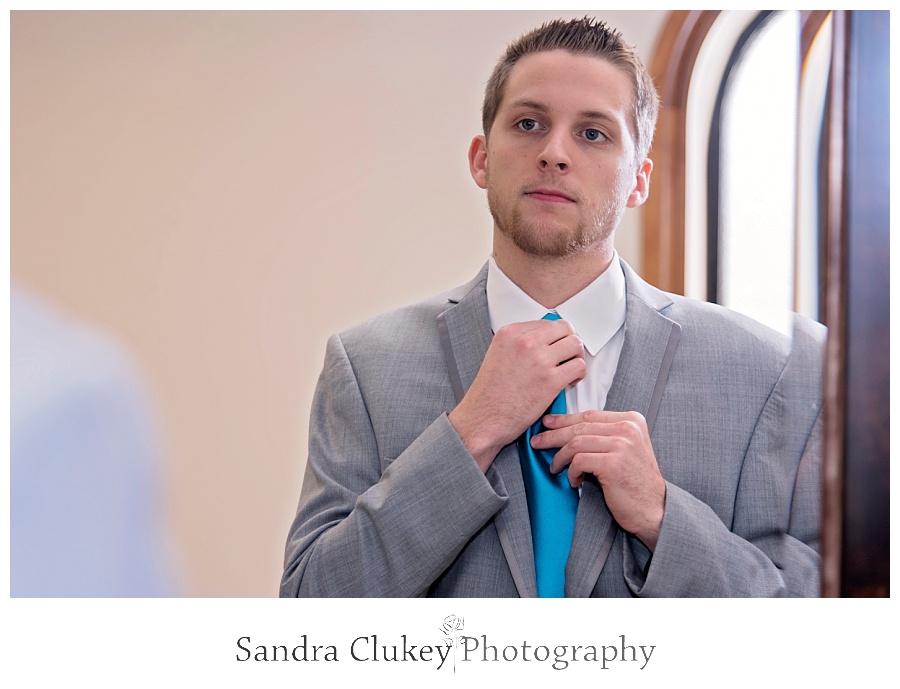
[505,220,605,258]
[509,230,585,258]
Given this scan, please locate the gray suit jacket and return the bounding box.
[281,261,823,597]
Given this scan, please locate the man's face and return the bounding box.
[469,50,652,259]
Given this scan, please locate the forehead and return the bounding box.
[499,49,634,120]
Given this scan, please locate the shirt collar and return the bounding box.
[486,253,626,356]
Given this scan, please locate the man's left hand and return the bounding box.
[532,410,666,551]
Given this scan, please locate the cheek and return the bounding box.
[587,165,621,195]
[489,156,521,187]
[610,165,636,196]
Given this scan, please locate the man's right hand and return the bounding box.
[448,318,586,472]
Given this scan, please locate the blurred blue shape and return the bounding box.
[10,285,178,597]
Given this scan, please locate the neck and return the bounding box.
[492,231,615,309]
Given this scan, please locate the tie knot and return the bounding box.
[543,312,561,321]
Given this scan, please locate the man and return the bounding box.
[280,17,822,597]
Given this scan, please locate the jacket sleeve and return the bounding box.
[280,333,507,597]
[622,316,824,597]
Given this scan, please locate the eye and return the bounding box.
[516,118,540,132]
[582,128,607,142]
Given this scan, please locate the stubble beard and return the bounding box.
[487,183,625,259]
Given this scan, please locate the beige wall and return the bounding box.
[11,10,668,596]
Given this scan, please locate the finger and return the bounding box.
[547,332,585,364]
[543,409,645,429]
[532,419,612,449]
[520,317,577,343]
[556,452,607,488]
[537,419,616,445]
[533,421,612,452]
[542,412,601,430]
[549,444,578,473]
[549,436,621,472]
[551,356,587,389]
[531,424,578,450]
[541,413,576,429]
[494,319,574,352]
[565,452,607,487]
[541,316,577,339]
[568,467,585,490]
[531,335,583,375]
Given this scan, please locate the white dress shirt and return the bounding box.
[485,253,626,414]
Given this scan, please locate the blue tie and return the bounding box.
[518,312,579,597]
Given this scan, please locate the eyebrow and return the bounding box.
[507,99,621,127]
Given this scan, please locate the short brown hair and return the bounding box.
[481,16,660,164]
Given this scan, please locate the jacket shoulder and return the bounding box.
[663,294,826,377]
[334,270,485,360]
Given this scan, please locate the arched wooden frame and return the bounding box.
[641,10,718,295]
[646,10,889,597]
[643,10,833,295]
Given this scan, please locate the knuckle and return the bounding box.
[571,451,589,468]
[624,410,646,425]
[515,334,537,355]
[570,432,593,452]
[495,323,514,340]
[617,419,639,438]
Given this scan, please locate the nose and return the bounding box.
[538,131,571,171]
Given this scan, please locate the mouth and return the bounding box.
[524,188,576,204]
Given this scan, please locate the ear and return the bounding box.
[468,135,488,190]
[625,158,653,208]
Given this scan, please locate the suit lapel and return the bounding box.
[436,261,682,598]
[604,262,682,429]
[437,266,538,598]
[566,260,682,597]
